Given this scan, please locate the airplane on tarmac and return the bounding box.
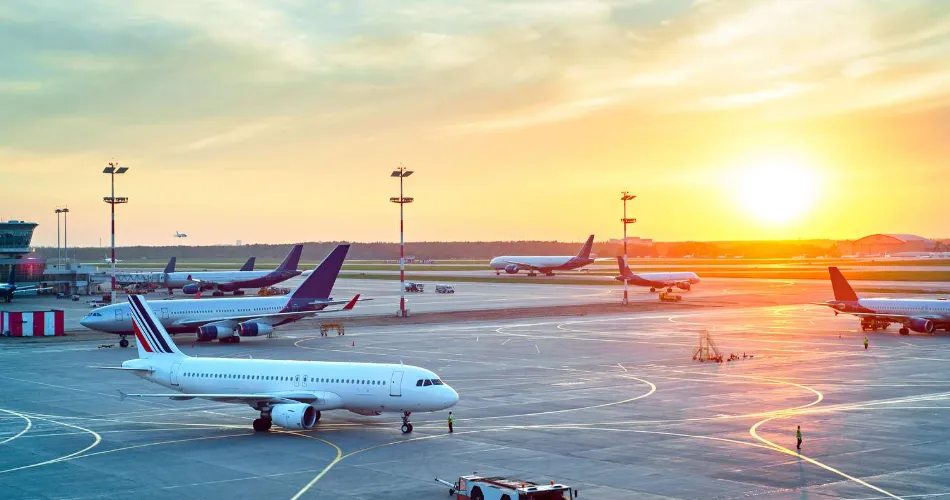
[97,294,458,433]
[615,257,701,292]
[165,245,301,296]
[0,268,52,303]
[820,267,950,335]
[81,245,356,347]
[489,235,596,276]
[103,254,123,263]
[116,257,178,287]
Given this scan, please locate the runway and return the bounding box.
[2,303,950,499]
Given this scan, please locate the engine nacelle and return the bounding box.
[676,282,691,291]
[348,409,382,416]
[271,403,317,430]
[505,264,519,274]
[908,318,935,333]
[182,283,203,295]
[238,322,273,337]
[197,325,233,341]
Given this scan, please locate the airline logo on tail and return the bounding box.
[128,295,182,356]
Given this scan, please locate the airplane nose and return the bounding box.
[79,316,91,328]
[446,387,459,407]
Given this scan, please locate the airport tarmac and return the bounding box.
[2,301,950,499]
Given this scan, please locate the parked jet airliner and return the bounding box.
[821,267,950,335]
[0,268,52,303]
[165,244,301,296]
[81,245,355,347]
[490,235,596,276]
[98,294,457,433]
[615,257,701,292]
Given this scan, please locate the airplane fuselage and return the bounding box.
[165,269,300,291]
[618,271,701,288]
[489,256,594,273]
[827,298,950,332]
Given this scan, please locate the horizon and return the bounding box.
[4,1,948,247]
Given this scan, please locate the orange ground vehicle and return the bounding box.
[436,475,577,500]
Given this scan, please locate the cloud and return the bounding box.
[175,118,290,152]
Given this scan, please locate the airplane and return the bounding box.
[81,245,355,347]
[489,235,596,276]
[103,254,123,263]
[0,268,53,303]
[165,245,301,296]
[174,231,187,238]
[615,257,701,292]
[96,294,458,434]
[819,267,950,335]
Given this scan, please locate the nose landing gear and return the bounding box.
[401,411,413,434]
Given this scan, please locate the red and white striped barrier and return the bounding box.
[1,310,65,336]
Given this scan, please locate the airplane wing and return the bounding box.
[175,295,362,327]
[498,260,543,271]
[118,389,338,407]
[14,286,53,294]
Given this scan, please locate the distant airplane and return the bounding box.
[115,257,177,287]
[490,235,596,276]
[96,293,457,433]
[819,267,950,335]
[81,245,357,347]
[615,257,701,292]
[0,268,52,303]
[164,245,301,296]
[103,254,123,263]
[174,231,187,238]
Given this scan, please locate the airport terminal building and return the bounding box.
[0,220,107,296]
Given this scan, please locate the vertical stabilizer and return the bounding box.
[240,257,256,271]
[828,267,859,302]
[277,245,304,272]
[616,256,632,278]
[576,235,595,259]
[288,245,350,302]
[163,257,177,274]
[127,295,185,358]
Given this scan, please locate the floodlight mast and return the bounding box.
[103,162,129,304]
[621,192,637,305]
[390,167,414,317]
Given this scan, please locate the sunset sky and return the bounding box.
[3,0,949,247]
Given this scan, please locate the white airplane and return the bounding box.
[97,294,458,433]
[165,245,301,296]
[174,231,187,238]
[490,235,596,276]
[80,245,354,347]
[615,257,701,292]
[820,267,950,335]
[103,254,123,263]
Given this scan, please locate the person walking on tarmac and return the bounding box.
[448,411,454,433]
[864,336,869,350]
[796,425,803,451]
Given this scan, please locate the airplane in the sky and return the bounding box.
[98,294,457,433]
[81,245,355,347]
[165,245,301,296]
[0,268,52,303]
[174,231,187,238]
[820,266,950,335]
[615,257,701,292]
[489,235,596,276]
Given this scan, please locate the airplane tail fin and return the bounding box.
[240,257,256,272]
[576,235,595,259]
[127,295,185,358]
[163,257,177,274]
[277,244,304,272]
[828,267,859,302]
[616,256,632,278]
[288,245,349,302]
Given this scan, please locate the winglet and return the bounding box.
[828,267,859,302]
[343,294,360,311]
[118,389,128,402]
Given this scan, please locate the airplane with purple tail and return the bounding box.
[166,244,302,296]
[615,257,701,292]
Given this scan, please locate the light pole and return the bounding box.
[390,167,414,317]
[62,207,69,266]
[621,192,636,306]
[103,162,129,304]
[55,208,64,268]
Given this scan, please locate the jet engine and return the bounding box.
[908,318,935,334]
[348,409,382,416]
[676,282,691,291]
[238,322,273,337]
[505,264,519,274]
[197,325,233,341]
[182,283,204,295]
[271,403,317,429]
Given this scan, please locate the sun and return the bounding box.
[736,158,819,224]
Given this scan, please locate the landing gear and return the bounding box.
[315,411,321,422]
[667,287,673,293]
[650,287,656,293]
[233,290,245,296]
[167,288,173,295]
[899,327,910,336]
[220,336,240,343]
[253,416,272,432]
[527,272,538,277]
[119,336,129,348]
[544,272,555,277]
[401,411,413,434]
[212,290,224,297]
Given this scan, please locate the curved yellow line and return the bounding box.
[287,433,343,500]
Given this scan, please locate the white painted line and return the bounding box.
[502,339,511,345]
[617,362,627,372]
[535,344,540,354]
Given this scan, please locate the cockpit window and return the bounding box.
[416,379,423,386]
[432,379,444,385]
[423,379,432,386]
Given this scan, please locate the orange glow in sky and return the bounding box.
[2,1,948,246]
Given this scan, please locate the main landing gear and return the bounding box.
[219,336,240,343]
[233,290,245,296]
[212,290,225,297]
[401,411,414,434]
[119,335,129,348]
[899,327,910,336]
[253,409,273,432]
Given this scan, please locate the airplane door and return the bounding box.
[301,374,308,388]
[294,374,300,388]
[390,371,403,397]
[171,363,181,387]
[160,308,170,321]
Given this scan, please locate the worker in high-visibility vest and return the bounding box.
[796,426,802,451]
[448,412,455,433]
[864,336,869,350]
